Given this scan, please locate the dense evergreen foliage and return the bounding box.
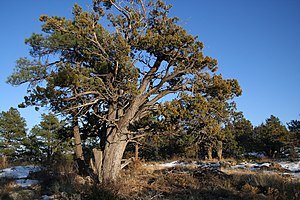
[29,113,72,165]
[136,114,299,161]
[288,119,300,146]
[0,108,27,167]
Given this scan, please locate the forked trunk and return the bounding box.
[98,97,143,183]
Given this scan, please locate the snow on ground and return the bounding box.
[150,160,300,178]
[152,160,207,169]
[278,161,300,172]
[231,162,271,169]
[149,160,221,170]
[41,195,52,200]
[0,165,41,187]
[158,160,182,168]
[0,165,41,179]
[201,162,221,168]
[15,179,40,187]
[244,152,266,158]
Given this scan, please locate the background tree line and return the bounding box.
[135,111,300,162]
[1,106,299,169]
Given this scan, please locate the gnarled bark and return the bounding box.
[101,139,128,182]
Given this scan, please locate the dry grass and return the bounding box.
[29,159,300,199]
[112,160,300,200]
[3,159,299,199]
[27,159,118,200]
[0,177,42,200]
[0,177,17,199]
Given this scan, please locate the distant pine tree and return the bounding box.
[287,119,300,146]
[254,115,290,158]
[0,107,27,167]
[29,113,72,165]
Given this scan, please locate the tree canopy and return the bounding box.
[7,0,241,182]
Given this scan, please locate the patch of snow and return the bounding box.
[41,195,51,200]
[0,165,42,188]
[0,165,41,179]
[158,160,183,168]
[243,152,266,158]
[230,161,300,178]
[254,163,271,168]
[244,163,257,168]
[15,179,39,187]
[293,173,300,178]
[278,161,300,172]
[232,162,255,169]
[231,164,246,169]
[202,162,221,168]
[147,160,300,179]
[231,162,271,170]
[155,160,221,169]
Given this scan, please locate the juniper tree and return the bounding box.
[7,0,240,182]
[158,74,241,160]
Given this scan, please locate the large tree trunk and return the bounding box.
[101,139,127,183]
[98,96,144,183]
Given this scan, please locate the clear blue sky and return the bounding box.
[0,0,299,130]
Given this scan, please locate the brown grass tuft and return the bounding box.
[0,177,16,199]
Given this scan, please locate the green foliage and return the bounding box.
[287,119,300,146]
[153,73,242,159]
[6,0,221,120]
[28,113,72,165]
[222,113,254,157]
[221,124,240,157]
[254,115,290,158]
[0,108,27,161]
